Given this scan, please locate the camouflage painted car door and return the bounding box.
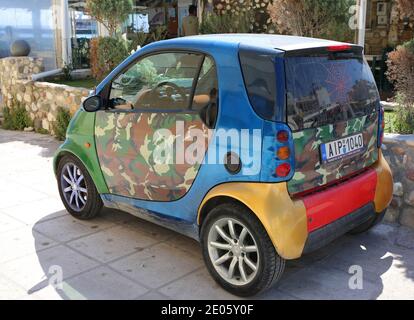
[95,52,215,201]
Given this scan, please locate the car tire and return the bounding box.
[57,154,103,220]
[348,210,386,235]
[200,203,285,297]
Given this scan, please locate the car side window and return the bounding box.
[192,56,218,111]
[109,52,203,111]
[239,50,276,120]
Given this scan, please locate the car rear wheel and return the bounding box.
[57,154,102,220]
[201,203,285,297]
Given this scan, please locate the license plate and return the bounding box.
[320,133,364,163]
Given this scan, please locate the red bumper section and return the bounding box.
[301,169,377,232]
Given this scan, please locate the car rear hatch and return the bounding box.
[285,45,381,196]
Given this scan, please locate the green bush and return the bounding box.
[2,101,33,130]
[62,63,73,80]
[402,38,414,52]
[90,36,129,80]
[127,26,168,53]
[36,128,49,135]
[2,107,12,129]
[53,107,72,141]
[384,111,395,133]
[390,94,414,134]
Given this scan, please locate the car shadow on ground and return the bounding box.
[28,208,414,300]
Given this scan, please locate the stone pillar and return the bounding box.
[0,56,44,109]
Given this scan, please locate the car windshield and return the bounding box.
[285,55,380,131]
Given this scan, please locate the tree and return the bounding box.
[267,0,354,41]
[90,37,129,80]
[387,39,414,106]
[86,0,133,37]
[397,0,414,19]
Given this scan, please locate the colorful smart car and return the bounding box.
[54,34,393,296]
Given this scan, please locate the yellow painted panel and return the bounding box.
[198,182,308,260]
[374,150,393,212]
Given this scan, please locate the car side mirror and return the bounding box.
[83,95,102,112]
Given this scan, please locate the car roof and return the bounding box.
[156,34,358,52]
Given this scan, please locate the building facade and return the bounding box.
[0,0,413,71]
[364,0,414,55]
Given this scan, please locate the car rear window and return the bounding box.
[285,54,380,131]
[239,50,277,120]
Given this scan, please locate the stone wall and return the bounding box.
[0,57,44,80]
[0,56,89,134]
[383,134,414,229]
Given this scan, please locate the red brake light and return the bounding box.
[275,163,291,177]
[276,130,289,143]
[327,45,352,52]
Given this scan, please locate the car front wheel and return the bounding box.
[57,154,103,220]
[201,203,285,297]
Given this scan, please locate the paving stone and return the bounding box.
[63,266,148,300]
[110,243,203,289]
[167,234,202,256]
[1,245,99,291]
[68,225,160,263]
[2,199,66,226]
[0,227,57,263]
[0,275,27,300]
[159,268,240,300]
[33,214,115,242]
[277,264,380,300]
[137,290,171,300]
[0,179,49,209]
[395,226,414,249]
[20,285,65,300]
[8,168,60,197]
[121,215,177,241]
[377,259,414,300]
[0,211,26,232]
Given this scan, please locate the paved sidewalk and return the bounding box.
[0,128,414,300]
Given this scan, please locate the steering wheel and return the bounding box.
[151,81,186,99]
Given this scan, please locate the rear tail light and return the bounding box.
[272,129,294,179]
[275,163,291,177]
[262,124,295,182]
[277,146,290,160]
[276,130,289,143]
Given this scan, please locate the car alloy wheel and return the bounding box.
[60,162,88,212]
[207,217,259,286]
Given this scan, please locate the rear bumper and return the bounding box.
[302,203,383,254]
[300,150,392,254]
